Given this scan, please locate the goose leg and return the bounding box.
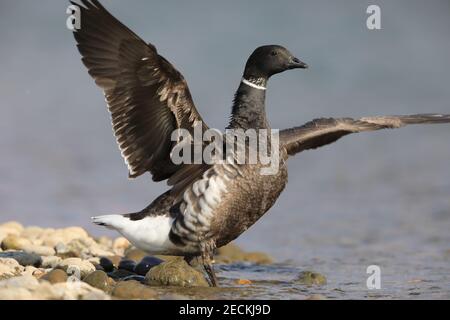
[201,242,219,287]
[183,255,195,265]
[203,258,218,287]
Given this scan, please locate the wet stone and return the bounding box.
[112,280,157,299]
[94,263,104,271]
[215,243,273,264]
[99,257,114,272]
[144,258,209,287]
[118,259,136,272]
[121,275,145,282]
[296,271,327,286]
[108,269,136,281]
[0,251,42,267]
[83,270,112,292]
[134,256,164,276]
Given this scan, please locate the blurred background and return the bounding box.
[0,0,449,297]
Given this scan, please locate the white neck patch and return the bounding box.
[242,78,267,90]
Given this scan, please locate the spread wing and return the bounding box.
[280,114,450,156]
[71,0,208,181]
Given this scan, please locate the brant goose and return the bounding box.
[71,0,450,286]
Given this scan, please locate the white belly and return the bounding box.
[92,214,192,255]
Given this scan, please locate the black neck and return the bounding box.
[228,77,269,130]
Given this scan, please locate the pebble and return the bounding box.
[55,238,113,259]
[107,255,122,268]
[0,274,109,300]
[134,256,164,276]
[0,251,42,267]
[96,236,113,248]
[41,227,89,247]
[296,271,327,286]
[0,258,24,279]
[0,287,34,299]
[94,263,104,271]
[108,269,136,281]
[99,257,114,272]
[0,222,280,299]
[57,258,96,279]
[145,258,209,287]
[112,280,157,299]
[118,259,136,272]
[47,281,110,300]
[83,270,113,292]
[87,256,101,265]
[22,266,45,278]
[215,243,273,264]
[40,269,68,284]
[25,245,55,257]
[41,256,62,269]
[121,275,145,282]
[0,223,23,245]
[124,248,147,263]
[1,234,32,250]
[0,222,24,235]
[20,226,45,241]
[113,237,131,255]
[1,235,55,256]
[236,279,252,285]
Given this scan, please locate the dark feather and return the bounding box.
[71,0,208,181]
[281,114,450,156]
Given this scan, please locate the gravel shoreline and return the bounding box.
[0,221,276,300]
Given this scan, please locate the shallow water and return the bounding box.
[1,1,450,299]
[146,259,450,300]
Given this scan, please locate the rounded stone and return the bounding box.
[107,255,122,268]
[99,257,114,272]
[0,258,24,279]
[41,269,68,284]
[112,280,157,299]
[1,235,31,251]
[57,258,96,279]
[118,259,136,272]
[41,256,62,269]
[144,258,209,287]
[134,256,164,276]
[83,270,111,292]
[41,227,89,247]
[108,269,136,281]
[94,263,104,271]
[124,248,147,263]
[20,226,45,240]
[215,243,273,264]
[296,271,327,286]
[113,237,131,255]
[243,252,273,264]
[96,236,113,248]
[0,222,24,234]
[0,251,42,267]
[25,245,56,257]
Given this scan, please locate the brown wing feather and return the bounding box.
[281,114,450,156]
[72,0,208,181]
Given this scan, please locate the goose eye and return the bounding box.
[271,51,278,56]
